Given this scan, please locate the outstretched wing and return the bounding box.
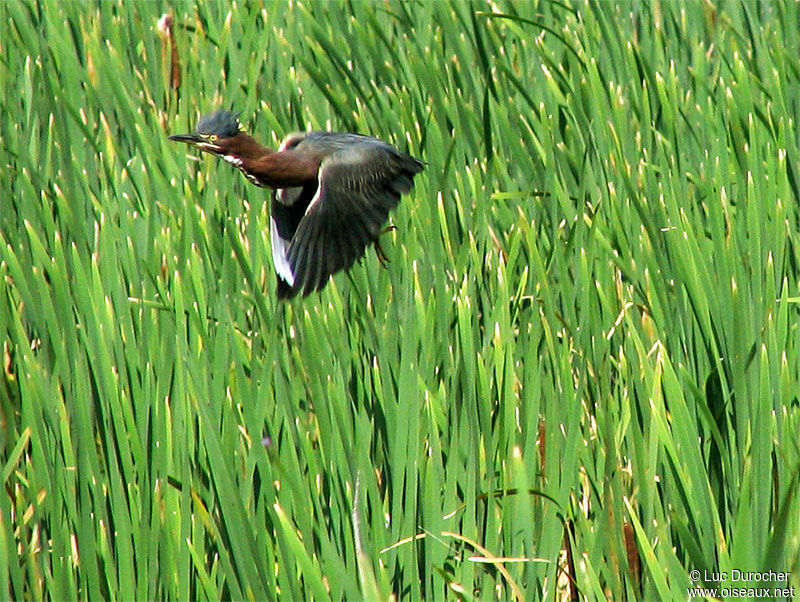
[271,137,423,298]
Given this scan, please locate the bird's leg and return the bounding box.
[375,225,396,267]
[375,241,389,266]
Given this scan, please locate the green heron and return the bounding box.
[168,110,424,299]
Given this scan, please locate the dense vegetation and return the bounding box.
[2,1,799,599]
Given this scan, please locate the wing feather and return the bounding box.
[274,136,423,298]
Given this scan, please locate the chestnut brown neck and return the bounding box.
[220,132,270,160]
[221,134,320,188]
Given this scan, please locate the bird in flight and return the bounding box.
[169,109,424,299]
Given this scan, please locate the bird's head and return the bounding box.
[168,109,243,154]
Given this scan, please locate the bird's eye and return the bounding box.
[209,135,218,142]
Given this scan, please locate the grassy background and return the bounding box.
[2,1,800,599]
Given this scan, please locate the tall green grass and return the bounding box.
[2,1,799,599]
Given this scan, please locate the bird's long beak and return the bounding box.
[168,133,204,145]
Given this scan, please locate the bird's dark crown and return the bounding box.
[196,109,241,138]
[168,109,251,153]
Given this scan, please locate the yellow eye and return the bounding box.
[209,134,218,142]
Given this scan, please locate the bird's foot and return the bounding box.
[375,225,397,267]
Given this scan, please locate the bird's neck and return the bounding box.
[222,133,320,188]
[228,133,271,160]
[247,150,319,187]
